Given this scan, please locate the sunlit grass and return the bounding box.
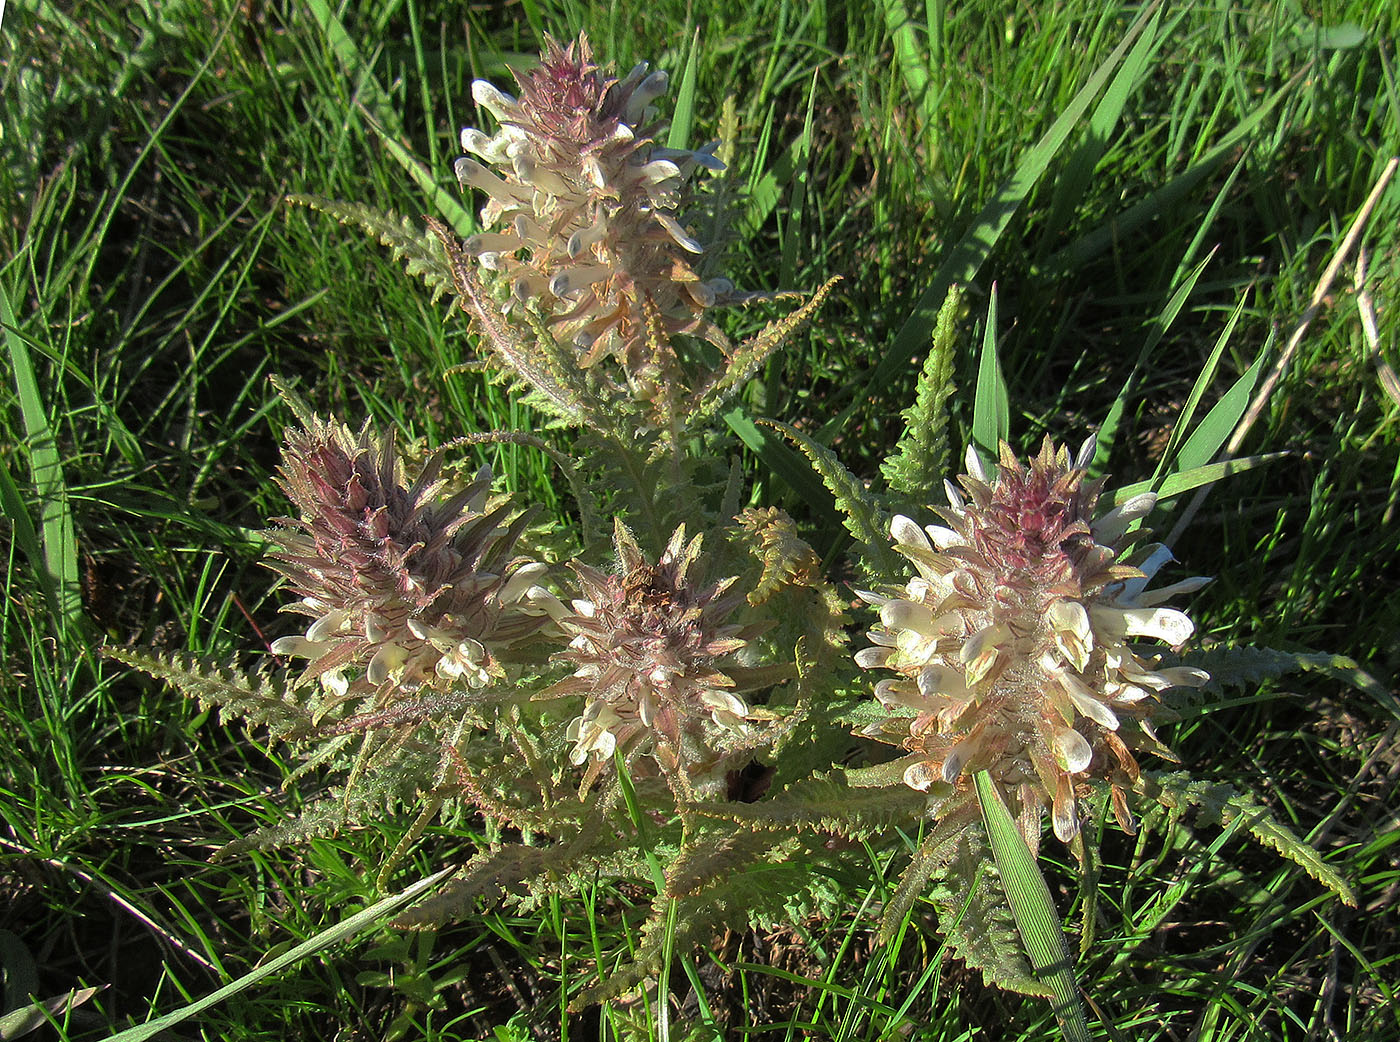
[2,0,1396,1039]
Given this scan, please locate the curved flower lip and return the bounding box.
[939,720,991,783]
[854,646,893,670]
[1090,604,1195,645]
[1050,724,1093,774]
[1047,598,1092,671]
[1091,492,1157,545]
[959,622,1009,686]
[567,702,624,764]
[1052,664,1120,730]
[890,513,965,554]
[269,635,328,658]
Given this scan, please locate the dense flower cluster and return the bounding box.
[857,438,1210,847]
[266,416,555,701]
[541,522,768,783]
[456,34,732,396]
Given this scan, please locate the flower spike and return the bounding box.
[856,437,1210,850]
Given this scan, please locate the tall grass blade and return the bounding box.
[0,280,80,637]
[303,0,474,235]
[1044,69,1307,273]
[1154,295,1256,481]
[722,406,837,527]
[864,0,1162,397]
[666,28,701,151]
[1092,251,1215,474]
[971,284,1009,464]
[881,0,935,128]
[372,129,476,238]
[1112,452,1287,506]
[100,868,456,1042]
[1168,345,1266,478]
[1041,4,1172,246]
[738,104,786,237]
[0,448,51,618]
[779,72,818,289]
[974,771,1090,1042]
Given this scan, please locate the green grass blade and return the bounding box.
[974,772,1090,1041]
[863,0,1162,396]
[1092,250,1215,475]
[779,71,818,289]
[722,406,837,526]
[302,0,400,132]
[738,103,792,238]
[100,868,456,1042]
[1112,452,1288,507]
[372,129,476,238]
[303,0,474,236]
[1041,3,1171,246]
[0,442,52,618]
[667,28,700,151]
[0,279,80,637]
[881,0,936,127]
[1044,68,1308,273]
[1170,343,1267,476]
[1152,292,1254,481]
[971,283,1009,464]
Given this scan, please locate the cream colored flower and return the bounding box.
[542,520,770,784]
[456,34,732,400]
[857,437,1210,849]
[266,417,555,703]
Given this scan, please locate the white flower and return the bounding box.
[855,437,1211,848]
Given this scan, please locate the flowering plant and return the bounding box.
[110,30,1362,1028]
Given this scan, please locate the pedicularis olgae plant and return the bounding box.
[112,31,1359,1023]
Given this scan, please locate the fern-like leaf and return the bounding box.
[665,827,791,898]
[737,506,825,606]
[1188,645,1395,718]
[760,419,903,579]
[684,276,841,427]
[685,771,930,840]
[106,646,313,741]
[572,839,844,1012]
[426,217,586,425]
[881,285,959,501]
[286,195,454,302]
[923,821,1050,996]
[394,843,561,925]
[216,746,438,858]
[1140,770,1357,905]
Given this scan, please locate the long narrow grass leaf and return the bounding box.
[101,868,456,1042]
[303,0,474,235]
[1042,3,1169,245]
[1152,290,1252,481]
[1044,69,1308,273]
[1112,453,1286,506]
[880,0,935,128]
[864,0,1162,396]
[722,408,837,527]
[666,28,700,150]
[975,771,1090,1040]
[1092,251,1215,474]
[0,447,52,618]
[0,280,80,636]
[1168,343,1267,477]
[971,284,1008,465]
[779,72,818,289]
